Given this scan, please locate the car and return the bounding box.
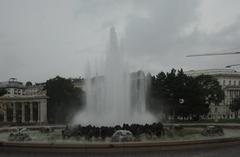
[39,126,54,133]
[201,125,224,136]
[111,130,134,142]
[8,128,31,142]
[62,125,80,139]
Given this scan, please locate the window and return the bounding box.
[14,89,17,95]
[234,80,236,86]
[229,80,231,86]
[223,80,225,86]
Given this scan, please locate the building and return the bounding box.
[70,78,85,90]
[0,78,48,124]
[186,69,240,119]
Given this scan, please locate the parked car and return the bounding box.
[8,128,31,142]
[62,125,80,139]
[111,130,134,142]
[201,125,224,136]
[39,126,54,133]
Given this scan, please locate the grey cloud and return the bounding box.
[124,0,200,57]
[206,17,240,50]
[122,1,240,73]
[0,0,240,82]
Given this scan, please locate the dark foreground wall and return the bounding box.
[1,139,240,157]
[1,143,240,157]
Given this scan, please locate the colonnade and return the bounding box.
[0,100,47,123]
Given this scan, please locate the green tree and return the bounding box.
[182,75,224,120]
[45,76,84,124]
[150,69,184,119]
[150,69,224,121]
[230,97,240,118]
[0,89,6,96]
[150,72,168,118]
[25,81,33,87]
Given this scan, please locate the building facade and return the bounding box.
[0,78,48,124]
[186,69,240,119]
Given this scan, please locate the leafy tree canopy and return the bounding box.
[45,76,84,124]
[0,89,7,96]
[150,69,224,120]
[230,97,240,117]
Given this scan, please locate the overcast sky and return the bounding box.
[0,0,240,83]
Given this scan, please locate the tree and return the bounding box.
[45,76,84,124]
[0,89,6,96]
[195,75,224,105]
[230,97,240,118]
[186,75,224,120]
[25,81,33,87]
[150,69,184,119]
[150,69,224,121]
[150,71,170,118]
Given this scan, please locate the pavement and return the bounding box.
[0,141,240,157]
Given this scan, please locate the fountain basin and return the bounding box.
[1,124,240,153]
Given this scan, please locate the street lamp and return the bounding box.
[179,98,184,104]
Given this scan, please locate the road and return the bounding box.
[1,142,240,157]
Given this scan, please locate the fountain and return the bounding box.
[72,27,156,126]
[1,28,240,156]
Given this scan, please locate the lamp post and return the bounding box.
[179,98,184,120]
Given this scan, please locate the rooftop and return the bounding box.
[185,69,240,77]
[0,78,25,89]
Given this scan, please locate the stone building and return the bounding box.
[70,78,85,90]
[186,69,240,119]
[0,78,48,124]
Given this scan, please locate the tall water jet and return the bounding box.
[73,27,156,126]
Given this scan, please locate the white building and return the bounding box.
[0,78,48,124]
[186,69,240,119]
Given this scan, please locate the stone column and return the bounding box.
[3,103,7,122]
[21,103,25,123]
[40,100,47,123]
[3,111,7,122]
[13,103,16,123]
[37,102,40,123]
[30,102,33,122]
